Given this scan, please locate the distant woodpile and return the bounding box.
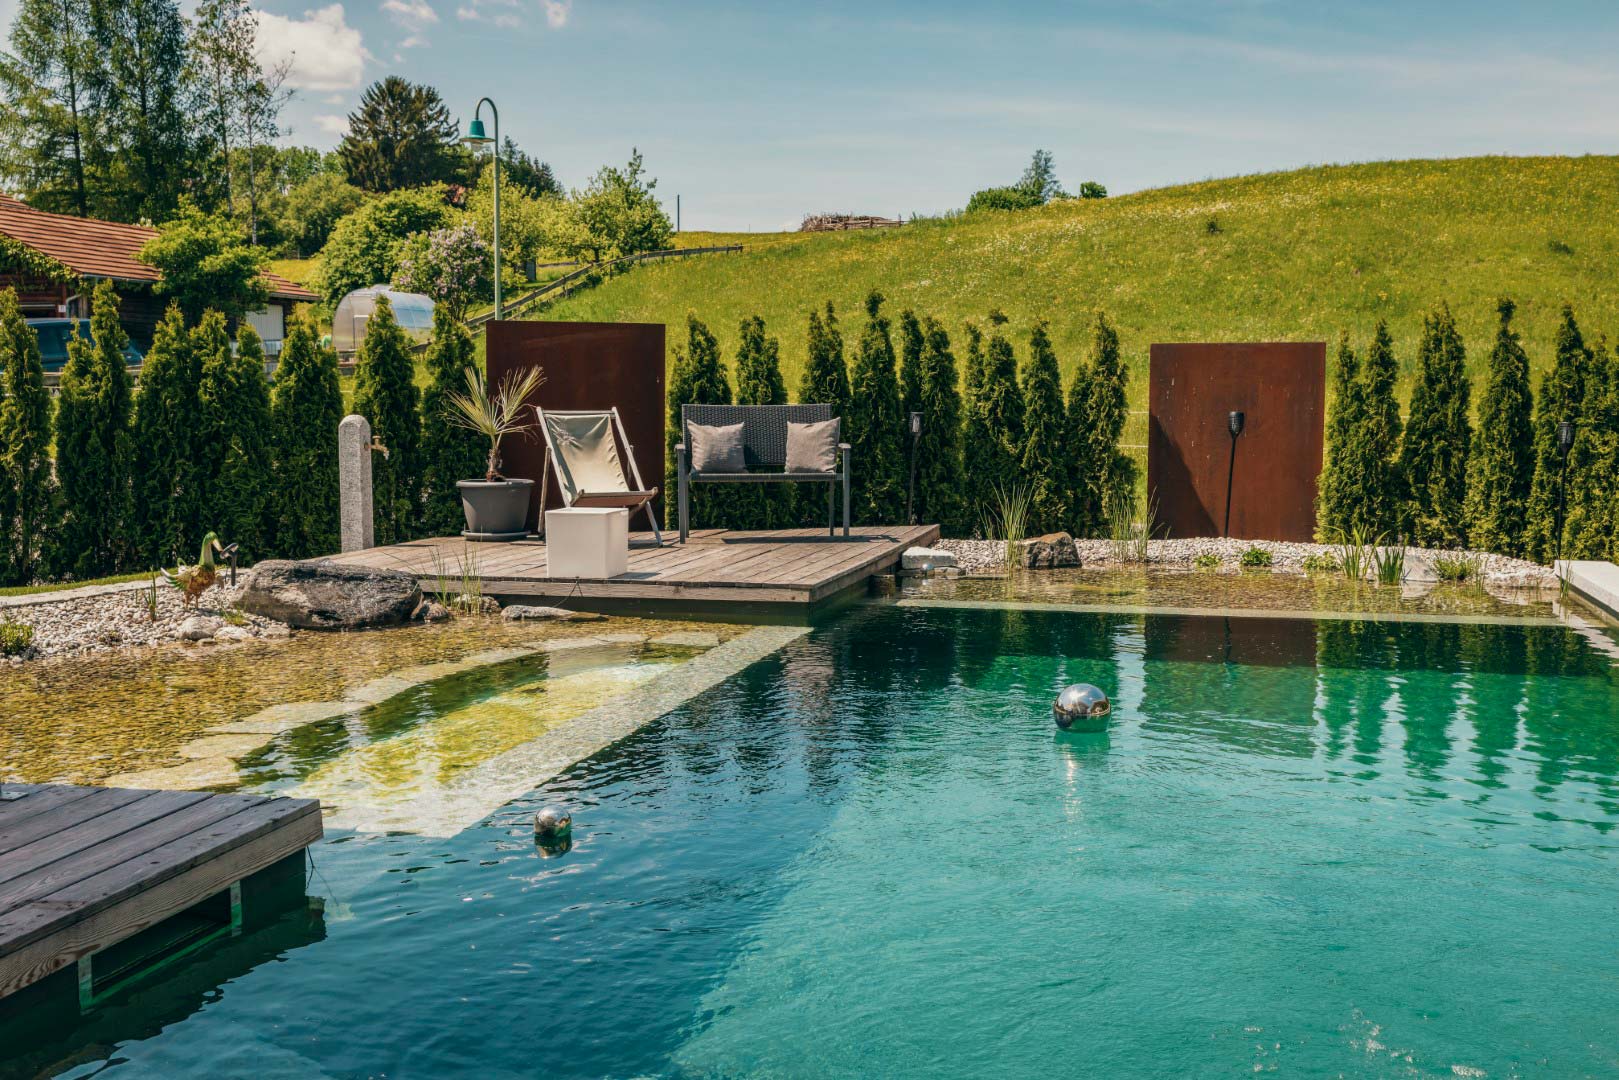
[800,213,906,232]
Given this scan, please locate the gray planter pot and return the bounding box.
[457,479,534,541]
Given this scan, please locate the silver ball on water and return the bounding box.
[1054,683,1111,732]
[534,805,573,841]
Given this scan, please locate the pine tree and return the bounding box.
[54,279,134,578]
[133,304,203,566]
[796,302,851,525]
[1524,304,1592,562]
[0,289,55,584]
[915,316,965,534]
[666,313,733,529]
[847,291,905,524]
[352,295,423,545]
[733,315,792,528]
[271,314,343,558]
[1019,320,1067,533]
[419,306,483,537]
[1359,320,1404,537]
[195,316,275,558]
[1068,312,1133,537]
[1317,333,1365,540]
[898,309,924,420]
[1563,340,1618,560]
[1398,304,1470,547]
[1465,299,1536,557]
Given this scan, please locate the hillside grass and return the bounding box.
[536,156,1619,448]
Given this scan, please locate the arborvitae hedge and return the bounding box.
[960,321,994,529]
[1465,299,1535,557]
[733,315,793,529]
[1399,304,1470,547]
[133,305,204,567]
[352,295,423,546]
[1019,320,1067,534]
[271,315,343,558]
[971,311,1025,526]
[54,280,134,578]
[666,313,733,528]
[796,302,851,527]
[1068,312,1133,537]
[847,291,905,524]
[419,306,484,537]
[915,316,965,534]
[1358,320,1404,537]
[898,308,924,421]
[1563,340,1618,560]
[0,289,54,584]
[197,316,276,559]
[1524,304,1592,562]
[1316,333,1365,540]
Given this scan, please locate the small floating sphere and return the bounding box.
[1054,683,1111,732]
[534,805,573,841]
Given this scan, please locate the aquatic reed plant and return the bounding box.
[1371,539,1408,585]
[1334,526,1371,582]
[1107,487,1157,564]
[980,482,1034,570]
[1432,552,1483,582]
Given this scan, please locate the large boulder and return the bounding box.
[1018,532,1080,569]
[236,560,422,630]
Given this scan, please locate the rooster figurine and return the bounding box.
[161,532,226,610]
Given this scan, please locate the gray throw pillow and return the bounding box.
[689,421,746,473]
[785,418,839,473]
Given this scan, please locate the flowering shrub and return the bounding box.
[393,223,494,321]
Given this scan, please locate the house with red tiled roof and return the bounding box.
[0,193,317,353]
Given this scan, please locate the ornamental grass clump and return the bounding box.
[1433,552,1483,582]
[1370,540,1408,586]
[445,365,546,481]
[980,482,1033,571]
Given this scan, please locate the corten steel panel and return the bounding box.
[485,321,666,533]
[1147,342,1325,542]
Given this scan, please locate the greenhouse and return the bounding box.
[330,286,436,354]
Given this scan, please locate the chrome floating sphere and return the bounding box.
[534,805,573,841]
[1054,683,1111,732]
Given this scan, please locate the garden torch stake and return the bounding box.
[1556,420,1574,562]
[907,412,921,525]
[1223,410,1245,538]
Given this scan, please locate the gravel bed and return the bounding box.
[937,537,1558,589]
[1,581,290,661]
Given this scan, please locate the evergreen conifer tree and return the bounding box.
[1067,312,1134,537]
[0,289,54,584]
[1019,320,1067,533]
[960,321,995,530]
[271,314,343,558]
[1398,304,1470,547]
[898,309,924,420]
[1317,333,1365,540]
[796,302,852,526]
[133,304,203,566]
[195,316,276,557]
[915,316,965,533]
[847,291,906,524]
[973,310,1025,526]
[1465,299,1536,557]
[1524,304,1592,562]
[419,306,483,537]
[666,313,734,528]
[55,280,134,578]
[733,315,792,528]
[352,295,423,545]
[1359,320,1404,537]
[1563,340,1618,560]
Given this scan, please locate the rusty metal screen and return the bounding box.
[485,321,666,533]
[1147,342,1326,542]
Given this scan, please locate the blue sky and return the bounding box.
[8,0,1619,230]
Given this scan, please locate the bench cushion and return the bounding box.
[785,418,839,474]
[689,421,746,473]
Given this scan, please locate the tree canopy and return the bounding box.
[338,77,462,193]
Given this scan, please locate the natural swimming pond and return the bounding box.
[6,603,1619,1077]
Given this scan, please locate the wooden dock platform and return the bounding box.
[0,784,322,1004]
[322,525,941,608]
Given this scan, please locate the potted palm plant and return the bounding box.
[446,364,546,540]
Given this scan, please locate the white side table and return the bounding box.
[545,507,629,578]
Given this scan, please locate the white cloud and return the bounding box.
[455,0,520,28]
[255,5,369,92]
[314,113,350,136]
[542,0,569,28]
[381,0,437,46]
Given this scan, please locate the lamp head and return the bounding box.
[910,411,922,435]
[1228,410,1245,438]
[462,117,493,147]
[1558,420,1575,450]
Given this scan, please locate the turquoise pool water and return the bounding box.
[6,606,1619,1078]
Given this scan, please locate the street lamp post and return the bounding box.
[907,411,922,524]
[1223,410,1245,538]
[462,99,501,321]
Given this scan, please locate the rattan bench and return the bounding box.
[676,403,851,542]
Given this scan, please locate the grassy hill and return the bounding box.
[534,156,1619,449]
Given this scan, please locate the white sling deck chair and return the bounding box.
[537,407,663,544]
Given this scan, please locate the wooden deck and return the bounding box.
[323,524,941,608]
[0,784,322,1003]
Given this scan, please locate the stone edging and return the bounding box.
[0,578,154,611]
